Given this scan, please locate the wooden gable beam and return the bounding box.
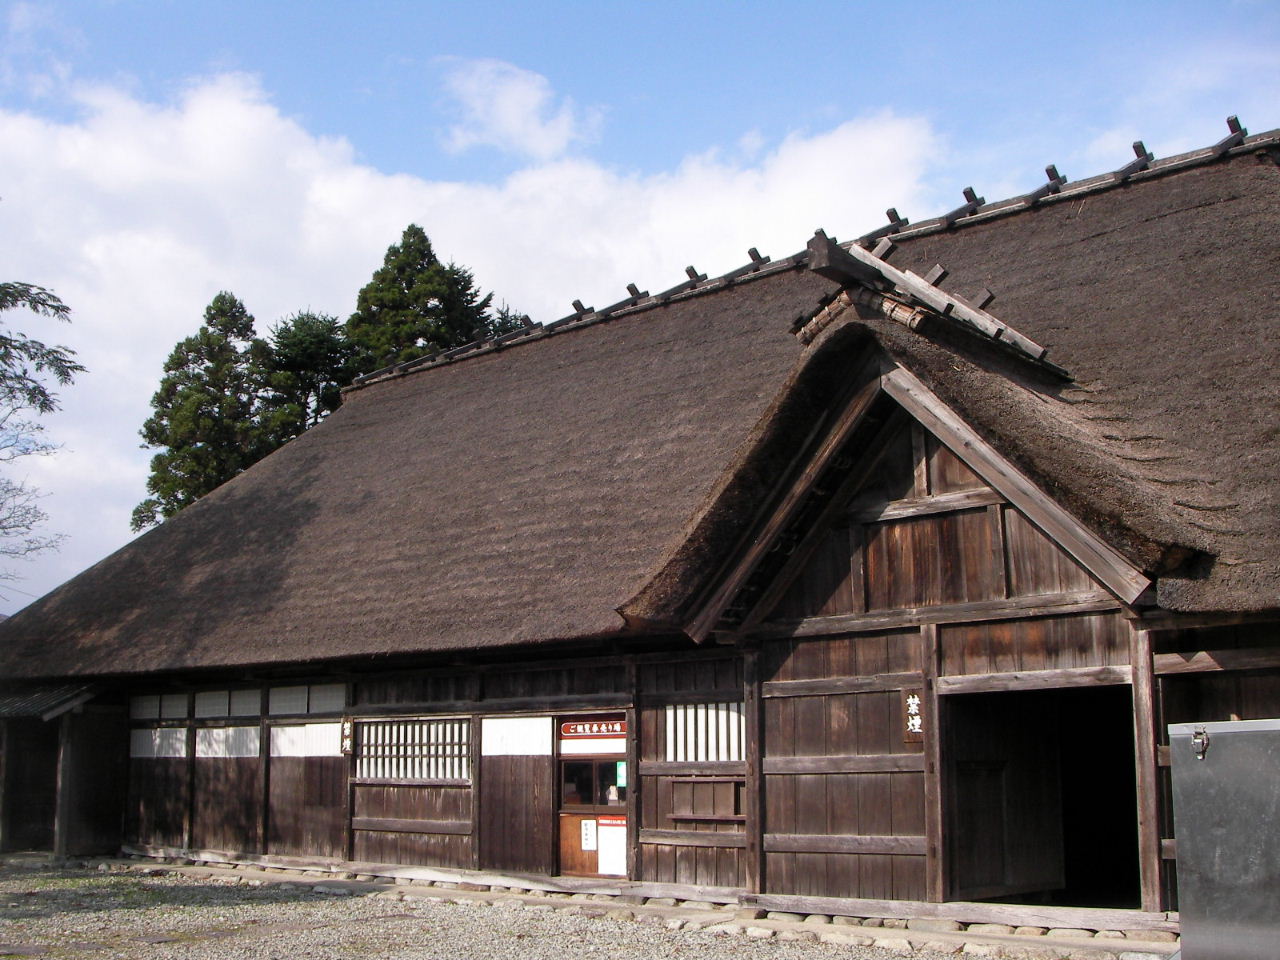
[880,366,1151,604]
[726,406,910,640]
[682,357,886,644]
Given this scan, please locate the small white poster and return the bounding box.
[597,821,627,876]
[580,818,598,851]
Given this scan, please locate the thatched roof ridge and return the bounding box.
[349,123,1278,397]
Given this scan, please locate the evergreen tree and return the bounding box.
[263,310,354,441]
[132,292,277,531]
[346,224,521,373]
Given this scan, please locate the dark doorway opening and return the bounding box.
[944,685,1140,908]
[0,718,60,852]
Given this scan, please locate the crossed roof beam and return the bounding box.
[805,229,1069,379]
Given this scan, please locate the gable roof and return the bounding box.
[0,129,1276,680]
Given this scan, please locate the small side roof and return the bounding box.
[0,682,97,720]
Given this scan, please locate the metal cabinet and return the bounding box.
[1169,718,1280,960]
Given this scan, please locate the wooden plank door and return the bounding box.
[478,717,555,874]
[943,692,1065,901]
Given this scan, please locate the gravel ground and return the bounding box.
[0,864,961,960]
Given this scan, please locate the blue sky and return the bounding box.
[0,0,1277,610]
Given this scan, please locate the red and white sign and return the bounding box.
[597,816,627,827]
[560,720,626,738]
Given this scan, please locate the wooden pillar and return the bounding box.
[258,688,271,855]
[340,682,355,864]
[624,660,638,880]
[52,713,72,857]
[182,695,196,852]
[921,623,946,902]
[470,712,482,870]
[744,646,764,893]
[1129,622,1163,911]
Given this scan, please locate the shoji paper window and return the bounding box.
[663,702,745,762]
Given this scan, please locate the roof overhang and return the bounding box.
[0,682,98,722]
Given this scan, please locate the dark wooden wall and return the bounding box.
[193,757,261,853]
[771,423,1104,624]
[55,709,128,856]
[127,758,188,848]
[939,612,1127,677]
[751,417,1141,908]
[354,781,473,867]
[760,630,925,900]
[268,756,346,858]
[478,756,553,874]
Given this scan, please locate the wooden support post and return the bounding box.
[625,662,639,881]
[910,422,930,498]
[470,713,482,870]
[183,694,196,852]
[52,713,72,857]
[921,623,946,902]
[259,688,270,855]
[1129,623,1163,911]
[341,682,354,864]
[744,648,765,893]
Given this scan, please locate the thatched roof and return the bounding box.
[882,141,1280,611]
[0,131,1275,679]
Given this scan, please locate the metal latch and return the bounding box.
[1191,726,1211,761]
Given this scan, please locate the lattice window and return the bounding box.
[355,718,470,780]
[664,702,745,762]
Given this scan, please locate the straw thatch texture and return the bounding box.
[886,150,1280,611]
[0,144,1275,680]
[0,269,837,678]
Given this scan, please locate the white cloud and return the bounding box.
[441,58,603,160]
[0,67,939,610]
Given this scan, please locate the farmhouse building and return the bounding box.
[0,121,1276,934]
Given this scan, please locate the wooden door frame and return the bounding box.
[936,681,1144,906]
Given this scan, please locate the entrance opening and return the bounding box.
[0,719,60,852]
[556,714,628,878]
[944,685,1139,908]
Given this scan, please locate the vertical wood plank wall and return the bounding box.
[477,756,553,874]
[760,630,926,900]
[268,757,346,858]
[753,419,1140,906]
[192,757,261,853]
[1,719,60,852]
[117,611,1280,913]
[127,757,188,848]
